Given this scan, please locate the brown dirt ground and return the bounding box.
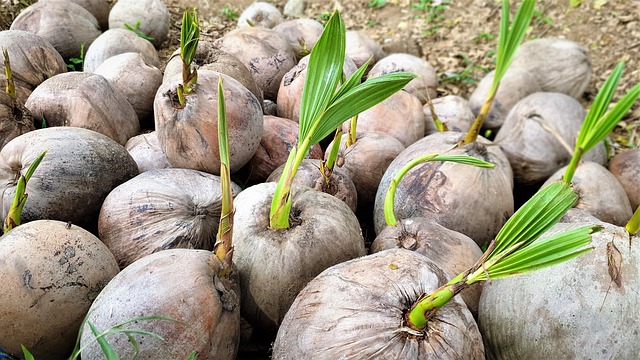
[2,0,639,148]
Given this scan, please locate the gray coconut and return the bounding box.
[608,148,640,210]
[345,30,385,70]
[109,0,170,48]
[237,2,284,28]
[214,26,297,101]
[0,220,119,359]
[10,0,101,59]
[510,38,592,98]
[0,127,139,232]
[495,92,607,185]
[125,131,172,173]
[40,0,109,31]
[0,91,34,150]
[98,168,241,268]
[272,249,484,359]
[84,28,160,73]
[81,249,241,359]
[94,52,163,125]
[424,95,475,134]
[468,68,542,129]
[25,72,140,145]
[479,220,640,359]
[273,18,324,60]
[368,53,438,104]
[542,161,633,226]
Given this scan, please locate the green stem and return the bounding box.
[426,92,447,132]
[3,48,16,106]
[460,90,496,145]
[3,150,47,234]
[405,282,466,331]
[177,84,185,107]
[626,206,640,235]
[562,147,583,184]
[322,128,343,186]
[346,115,358,147]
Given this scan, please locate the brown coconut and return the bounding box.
[214,26,297,101]
[25,72,140,145]
[273,18,324,60]
[0,91,34,149]
[237,2,284,28]
[10,0,101,60]
[0,127,139,232]
[272,249,484,359]
[345,30,385,70]
[125,131,172,173]
[109,0,171,48]
[154,70,263,174]
[608,148,640,210]
[98,168,241,268]
[424,95,475,134]
[367,53,438,104]
[84,28,160,73]
[0,220,119,359]
[43,0,110,31]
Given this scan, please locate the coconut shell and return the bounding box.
[154,70,263,175]
[468,68,542,129]
[371,218,484,315]
[345,30,385,70]
[0,91,34,150]
[125,131,172,173]
[542,162,633,226]
[109,0,170,48]
[0,127,139,232]
[236,115,323,185]
[267,158,358,213]
[98,168,241,268]
[273,18,324,60]
[368,53,438,104]
[479,221,640,359]
[81,249,241,359]
[273,249,484,359]
[510,38,592,98]
[495,92,607,185]
[237,2,284,28]
[232,183,366,335]
[10,0,101,59]
[0,220,119,359]
[43,0,110,31]
[423,95,475,134]
[608,148,640,210]
[84,28,160,73]
[25,72,140,145]
[214,26,296,101]
[94,52,163,126]
[374,131,514,245]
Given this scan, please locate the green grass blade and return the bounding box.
[186,351,197,360]
[298,11,345,142]
[310,72,416,144]
[20,345,34,360]
[88,321,120,360]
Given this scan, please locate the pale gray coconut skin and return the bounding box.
[273,18,324,60]
[374,131,514,245]
[45,0,110,30]
[84,28,160,72]
[232,182,366,335]
[495,92,607,185]
[345,30,385,70]
[0,220,119,360]
[479,220,640,360]
[237,1,284,28]
[542,161,633,226]
[125,131,172,173]
[424,95,475,134]
[368,53,438,104]
[272,249,484,359]
[109,0,170,48]
[81,249,241,360]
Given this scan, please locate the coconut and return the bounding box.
[43,0,110,31]
[0,91,34,150]
[345,30,385,70]
[272,18,324,60]
[109,0,170,48]
[367,53,438,104]
[237,2,284,28]
[423,95,475,134]
[125,131,172,173]
[84,28,160,73]
[608,148,640,211]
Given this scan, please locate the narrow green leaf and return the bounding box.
[88,322,120,360]
[329,59,370,103]
[186,351,198,360]
[21,345,34,360]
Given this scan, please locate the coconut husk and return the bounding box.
[423,95,475,134]
[368,53,438,104]
[84,28,160,73]
[109,0,170,48]
[125,131,172,173]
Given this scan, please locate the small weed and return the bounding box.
[440,53,488,85]
[415,0,451,35]
[124,19,155,42]
[220,5,239,20]
[66,43,85,72]
[369,0,387,8]
[315,11,331,25]
[366,20,380,28]
[475,31,496,42]
[532,8,553,27]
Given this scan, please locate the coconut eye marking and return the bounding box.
[22,270,33,289]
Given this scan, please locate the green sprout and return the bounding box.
[3,150,47,234]
[177,8,200,107]
[66,43,85,72]
[220,5,239,20]
[269,11,415,229]
[2,47,15,107]
[124,19,155,42]
[368,0,387,8]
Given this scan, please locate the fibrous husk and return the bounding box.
[371,218,484,315]
[163,41,264,108]
[367,53,438,104]
[232,183,366,335]
[10,0,101,60]
[542,161,633,226]
[424,95,475,134]
[468,68,542,130]
[214,26,296,101]
[272,249,484,359]
[0,220,119,359]
[237,2,284,28]
[510,38,592,99]
[495,92,607,185]
[345,30,385,70]
[81,249,241,360]
[342,90,425,147]
[273,18,324,60]
[154,70,263,174]
[125,131,172,173]
[374,131,514,245]
[236,115,323,185]
[479,220,640,359]
[43,0,110,30]
[94,52,163,126]
[25,72,140,145]
[0,127,139,232]
[109,0,170,48]
[0,91,34,150]
[608,148,640,210]
[267,158,358,213]
[84,28,160,73]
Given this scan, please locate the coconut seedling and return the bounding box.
[0,48,34,149]
[231,10,415,338]
[81,77,242,359]
[374,0,536,244]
